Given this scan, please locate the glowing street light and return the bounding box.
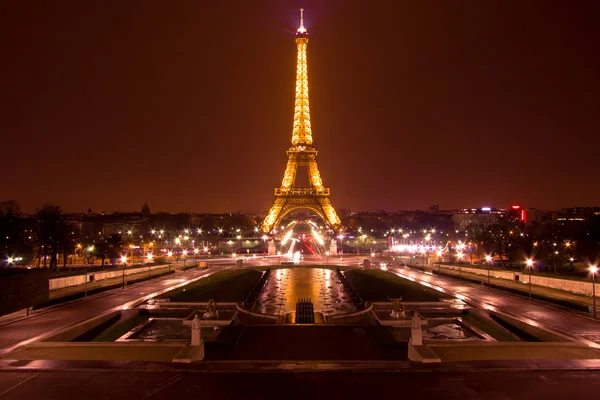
[590,265,598,319]
[526,259,534,300]
[121,256,127,289]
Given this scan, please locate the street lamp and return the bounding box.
[167,251,173,274]
[526,259,534,300]
[147,253,153,279]
[590,265,598,319]
[121,256,127,289]
[325,250,330,265]
[485,255,492,286]
[457,252,463,279]
[182,250,187,267]
[85,245,94,298]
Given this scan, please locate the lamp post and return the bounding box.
[485,255,492,286]
[526,259,534,300]
[325,251,329,265]
[147,253,153,279]
[121,256,127,289]
[85,246,93,298]
[167,251,173,274]
[182,250,187,268]
[591,265,597,319]
[457,252,463,279]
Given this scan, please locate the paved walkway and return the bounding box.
[391,266,600,346]
[1,369,600,399]
[0,267,221,357]
[427,264,599,310]
[49,266,175,299]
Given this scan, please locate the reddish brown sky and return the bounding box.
[2,1,600,214]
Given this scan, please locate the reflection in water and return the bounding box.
[253,268,356,316]
[422,322,481,340]
[131,320,190,341]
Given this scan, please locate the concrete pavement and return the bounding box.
[0,370,599,399]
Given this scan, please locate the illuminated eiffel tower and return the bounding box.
[261,9,342,234]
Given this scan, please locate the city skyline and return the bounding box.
[3,1,600,214]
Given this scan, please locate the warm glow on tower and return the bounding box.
[292,8,312,146]
[261,10,342,234]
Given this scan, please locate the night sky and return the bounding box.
[3,1,600,214]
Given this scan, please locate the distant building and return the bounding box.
[555,207,599,225]
[141,202,151,218]
[452,208,504,230]
[506,205,527,224]
[525,208,545,225]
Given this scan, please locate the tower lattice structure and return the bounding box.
[261,10,342,234]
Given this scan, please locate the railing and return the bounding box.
[275,187,330,196]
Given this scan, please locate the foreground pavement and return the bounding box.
[0,370,599,399]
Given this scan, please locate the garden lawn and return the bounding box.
[344,269,451,302]
[157,269,262,302]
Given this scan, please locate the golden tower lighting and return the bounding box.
[261,9,342,233]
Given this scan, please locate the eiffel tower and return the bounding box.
[261,10,342,234]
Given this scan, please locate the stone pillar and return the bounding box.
[267,239,277,255]
[191,314,203,346]
[329,240,337,255]
[411,314,423,346]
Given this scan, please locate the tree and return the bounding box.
[36,204,71,271]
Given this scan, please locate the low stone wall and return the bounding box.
[0,267,49,316]
[43,310,121,342]
[434,264,600,297]
[49,264,173,291]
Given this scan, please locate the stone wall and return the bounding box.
[48,264,173,291]
[434,263,600,297]
[0,267,49,316]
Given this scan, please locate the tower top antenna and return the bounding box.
[297,8,307,34]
